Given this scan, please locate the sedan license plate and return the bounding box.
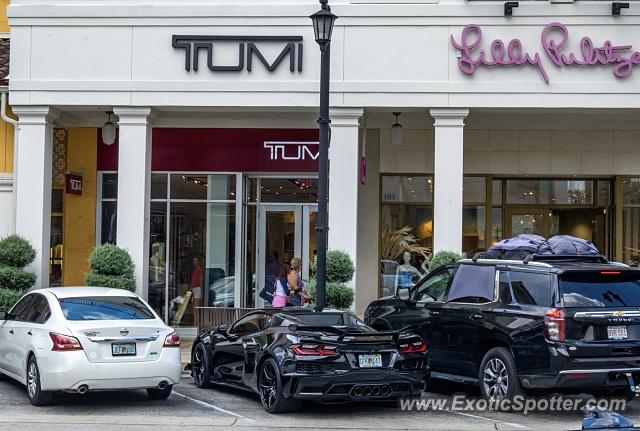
[608,326,628,340]
[359,354,382,368]
[112,343,136,356]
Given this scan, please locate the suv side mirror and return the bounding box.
[396,287,411,301]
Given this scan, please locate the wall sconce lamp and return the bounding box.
[504,2,519,16]
[101,111,117,146]
[612,2,629,15]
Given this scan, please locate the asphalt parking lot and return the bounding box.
[1,375,639,431]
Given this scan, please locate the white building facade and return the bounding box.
[7,0,640,321]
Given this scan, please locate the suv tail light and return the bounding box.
[292,344,339,357]
[50,332,83,351]
[544,308,566,342]
[399,340,427,354]
[163,332,180,348]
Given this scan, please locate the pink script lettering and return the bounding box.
[451,22,640,83]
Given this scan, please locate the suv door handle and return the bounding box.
[470,314,483,320]
[27,330,33,336]
[430,311,440,316]
[9,329,14,335]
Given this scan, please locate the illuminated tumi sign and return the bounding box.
[172,35,304,73]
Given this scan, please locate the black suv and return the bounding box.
[364,256,640,401]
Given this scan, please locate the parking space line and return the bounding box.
[172,391,255,422]
[451,411,528,429]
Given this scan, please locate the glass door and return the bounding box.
[506,209,548,238]
[256,204,317,307]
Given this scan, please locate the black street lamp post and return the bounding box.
[310,0,337,312]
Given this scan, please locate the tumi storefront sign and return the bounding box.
[264,141,319,161]
[451,22,640,84]
[172,35,303,73]
[65,174,83,196]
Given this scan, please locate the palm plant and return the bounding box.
[380,225,431,261]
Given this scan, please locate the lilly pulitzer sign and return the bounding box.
[451,22,640,84]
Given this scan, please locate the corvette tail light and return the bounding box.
[292,344,339,357]
[544,308,566,342]
[398,340,427,354]
[163,332,181,348]
[50,332,83,351]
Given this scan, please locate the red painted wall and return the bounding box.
[97,128,319,172]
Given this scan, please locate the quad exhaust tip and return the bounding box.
[77,385,89,395]
[352,384,391,398]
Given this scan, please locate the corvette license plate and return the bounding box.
[112,343,136,356]
[608,326,628,340]
[359,354,382,368]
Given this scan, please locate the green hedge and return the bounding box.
[85,273,136,292]
[0,266,37,291]
[86,244,136,291]
[428,250,463,272]
[89,244,135,277]
[308,279,354,310]
[0,288,24,312]
[0,235,36,269]
[311,250,355,284]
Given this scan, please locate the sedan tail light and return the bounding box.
[50,332,83,351]
[544,308,566,342]
[292,344,339,357]
[398,340,427,354]
[163,332,181,348]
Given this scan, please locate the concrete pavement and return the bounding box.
[1,375,640,431]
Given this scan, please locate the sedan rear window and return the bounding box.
[59,296,155,321]
[560,271,640,308]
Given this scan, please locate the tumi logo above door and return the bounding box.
[172,35,304,73]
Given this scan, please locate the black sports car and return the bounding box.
[190,308,429,413]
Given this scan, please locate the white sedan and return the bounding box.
[0,287,182,406]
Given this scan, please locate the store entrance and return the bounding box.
[506,207,609,253]
[256,204,318,307]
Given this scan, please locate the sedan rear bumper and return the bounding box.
[38,348,182,391]
[285,369,427,402]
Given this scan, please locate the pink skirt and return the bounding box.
[272,295,288,308]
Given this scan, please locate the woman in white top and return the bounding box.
[271,263,292,308]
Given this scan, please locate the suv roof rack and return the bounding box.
[525,254,609,264]
[460,258,553,268]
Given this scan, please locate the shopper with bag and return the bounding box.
[271,263,292,308]
[288,257,310,307]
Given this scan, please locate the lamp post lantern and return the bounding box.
[310,0,337,312]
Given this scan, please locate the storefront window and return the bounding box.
[259,178,317,203]
[492,207,503,245]
[380,176,433,298]
[463,206,486,256]
[506,180,594,205]
[623,178,640,205]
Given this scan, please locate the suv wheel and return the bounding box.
[479,347,522,403]
[26,356,53,406]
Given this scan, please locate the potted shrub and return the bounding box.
[428,250,464,271]
[85,244,136,292]
[0,235,37,312]
[308,250,355,310]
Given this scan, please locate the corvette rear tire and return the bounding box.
[258,358,302,414]
[26,356,53,406]
[192,343,212,389]
[147,385,173,400]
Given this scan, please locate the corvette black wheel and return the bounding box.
[191,343,211,388]
[258,358,301,414]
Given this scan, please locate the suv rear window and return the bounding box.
[509,271,554,306]
[59,296,155,321]
[560,271,640,308]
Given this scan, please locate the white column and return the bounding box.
[430,108,469,254]
[328,108,363,280]
[113,107,153,299]
[13,106,59,288]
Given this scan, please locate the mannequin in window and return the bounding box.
[395,251,427,291]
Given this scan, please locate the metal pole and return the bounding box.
[315,41,331,312]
